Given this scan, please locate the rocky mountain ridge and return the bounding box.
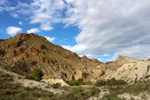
[0,33,150,84]
[0,33,104,82]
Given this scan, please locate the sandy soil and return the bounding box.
[0,67,63,94]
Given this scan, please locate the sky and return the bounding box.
[0,0,150,63]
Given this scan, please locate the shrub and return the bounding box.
[31,68,43,81]
[68,78,83,86]
[94,80,106,86]
[51,83,61,89]
[51,87,100,100]
[95,78,127,86]
[106,78,127,86]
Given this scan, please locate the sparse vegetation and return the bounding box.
[0,65,25,76]
[67,78,83,86]
[0,70,54,100]
[0,68,101,100]
[51,87,101,100]
[101,81,150,100]
[95,78,127,86]
[1,64,150,100]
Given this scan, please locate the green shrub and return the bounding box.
[25,74,34,80]
[31,68,43,81]
[95,78,127,86]
[51,87,100,100]
[1,73,11,77]
[106,78,127,86]
[51,83,61,88]
[68,78,83,86]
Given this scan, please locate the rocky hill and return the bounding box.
[104,55,150,83]
[1,33,150,85]
[0,33,104,82]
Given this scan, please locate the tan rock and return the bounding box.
[105,61,150,83]
[16,48,25,55]
[74,70,83,80]
[8,50,17,58]
[37,44,47,50]
[5,41,23,49]
[42,76,69,86]
[28,47,39,56]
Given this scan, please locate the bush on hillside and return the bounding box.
[31,68,43,81]
[95,78,127,86]
[68,78,83,86]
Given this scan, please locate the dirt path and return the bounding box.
[86,87,109,100]
[0,67,63,94]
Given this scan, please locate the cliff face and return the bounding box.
[104,55,150,83]
[0,33,104,82]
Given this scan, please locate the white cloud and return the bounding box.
[6,26,22,35]
[6,0,66,31]
[18,21,23,25]
[29,0,66,31]
[108,45,150,61]
[3,0,150,61]
[27,28,40,33]
[62,44,87,53]
[0,0,8,12]
[44,36,56,42]
[63,0,150,60]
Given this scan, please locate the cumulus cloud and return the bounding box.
[2,0,66,31]
[27,28,40,33]
[63,0,150,60]
[30,0,66,31]
[3,0,150,61]
[6,26,22,35]
[44,36,56,42]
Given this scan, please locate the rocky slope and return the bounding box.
[0,33,104,82]
[1,33,150,84]
[104,55,150,83]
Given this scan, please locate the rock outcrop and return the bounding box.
[42,76,69,86]
[105,56,150,83]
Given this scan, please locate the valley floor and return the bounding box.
[0,65,150,100]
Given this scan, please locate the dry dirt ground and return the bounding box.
[1,66,150,100]
[118,92,150,100]
[0,67,63,94]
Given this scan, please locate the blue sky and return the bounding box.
[0,0,150,62]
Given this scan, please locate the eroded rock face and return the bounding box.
[28,47,39,56]
[74,70,83,80]
[13,33,39,41]
[105,61,150,83]
[52,49,79,59]
[37,44,47,50]
[5,41,23,49]
[8,50,17,58]
[42,76,69,86]
[0,50,5,57]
